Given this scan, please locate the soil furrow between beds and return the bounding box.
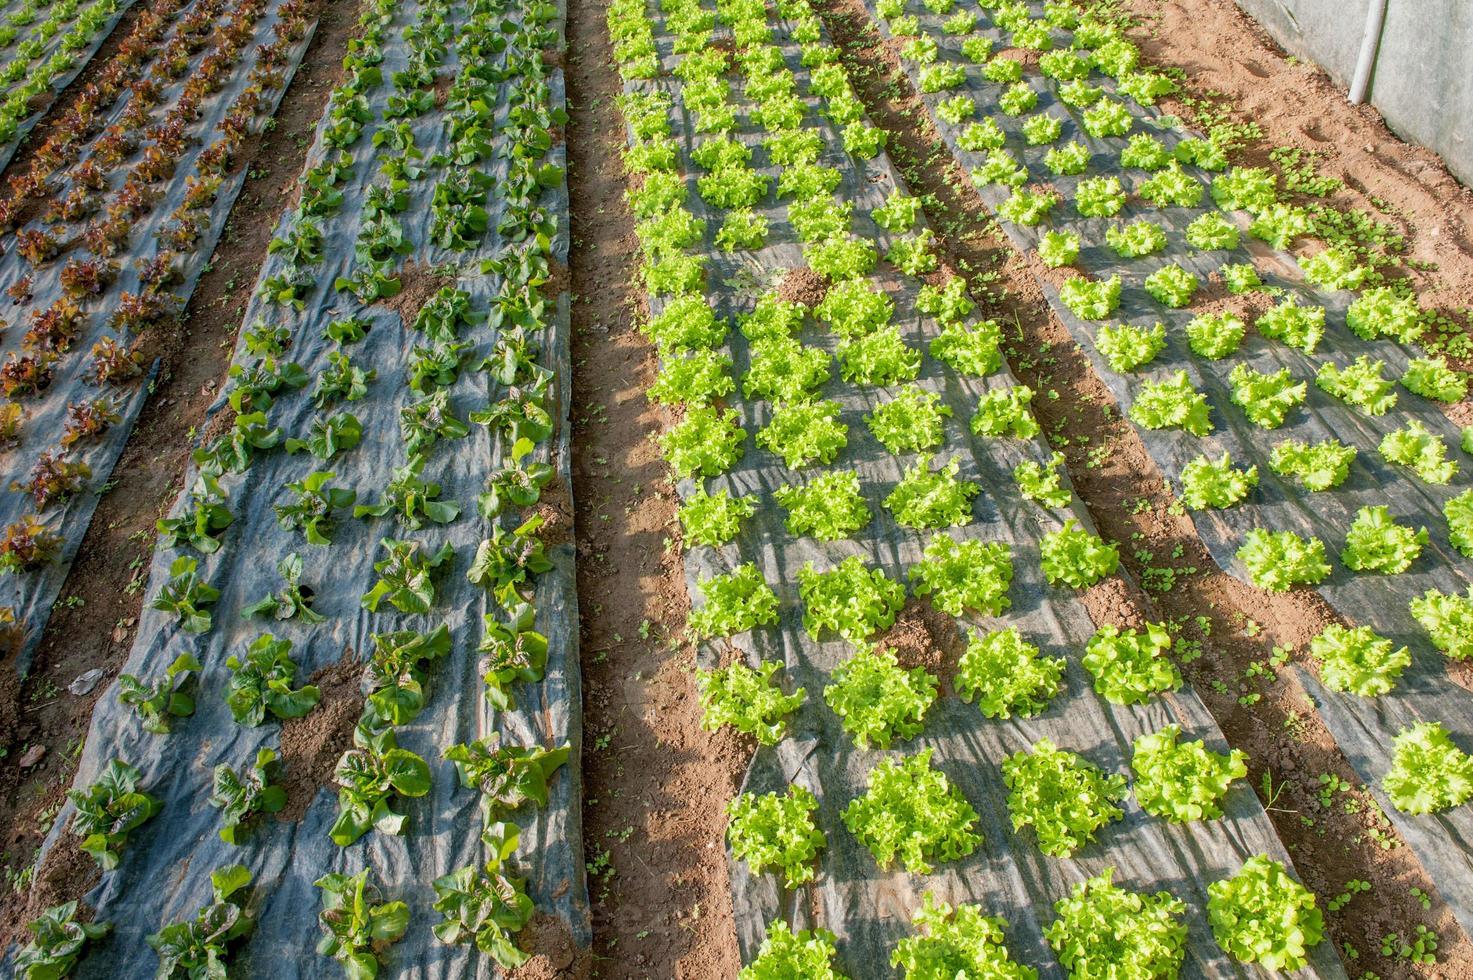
[0,0,362,941]
[565,0,746,975]
[814,0,1473,973]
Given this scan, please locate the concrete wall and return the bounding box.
[1234,0,1473,187]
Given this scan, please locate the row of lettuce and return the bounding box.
[871,0,1473,816]
[0,0,320,657]
[609,0,1343,975]
[13,0,577,974]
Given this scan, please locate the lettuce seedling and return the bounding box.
[1228,364,1305,429]
[432,859,533,969]
[1129,372,1212,436]
[744,338,830,403]
[727,786,826,888]
[1137,163,1202,208]
[361,538,455,614]
[14,901,110,978]
[149,555,219,634]
[1218,261,1263,294]
[1450,489,1473,557]
[242,553,324,624]
[696,659,804,745]
[1185,210,1239,250]
[286,412,364,460]
[1237,529,1329,592]
[1074,176,1125,218]
[909,534,1012,617]
[1180,453,1258,510]
[1401,356,1467,403]
[892,894,1033,978]
[1207,856,1323,971]
[958,117,1006,152]
[843,749,981,873]
[1003,738,1127,857]
[998,187,1060,227]
[1410,586,1473,661]
[226,634,320,726]
[930,320,1003,376]
[1269,438,1356,491]
[1037,229,1081,267]
[825,645,938,749]
[1143,263,1199,308]
[955,626,1064,718]
[1316,355,1397,415]
[1041,519,1120,588]
[1023,113,1064,145]
[838,326,921,385]
[679,488,755,548]
[688,563,780,638]
[739,922,845,980]
[210,747,286,845]
[661,406,746,478]
[799,556,905,642]
[1046,869,1187,978]
[1081,99,1131,138]
[1211,166,1277,213]
[1132,725,1247,821]
[1059,274,1122,321]
[149,865,255,978]
[1341,505,1426,574]
[867,386,951,454]
[478,601,549,712]
[1310,624,1410,697]
[444,737,570,821]
[314,869,410,979]
[885,454,980,529]
[117,652,200,734]
[1045,141,1092,175]
[1299,245,1370,291]
[1104,219,1166,259]
[362,625,453,727]
[1347,287,1422,343]
[1015,452,1072,508]
[1095,321,1165,372]
[68,759,160,870]
[276,471,357,545]
[775,470,871,541]
[1082,622,1182,705]
[1120,133,1171,170]
[757,400,848,468]
[332,728,432,847]
[1383,722,1473,815]
[1380,420,1458,484]
[1184,311,1246,359]
[1256,297,1325,352]
[1248,202,1313,249]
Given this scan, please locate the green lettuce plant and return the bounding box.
[908,534,1012,616]
[1082,622,1182,705]
[696,659,804,745]
[1228,364,1306,429]
[739,922,846,980]
[68,759,160,870]
[885,454,979,529]
[727,786,826,887]
[1132,725,1247,821]
[1094,321,1165,372]
[314,869,410,980]
[14,901,110,979]
[149,865,255,978]
[679,488,756,548]
[1410,586,1473,661]
[892,893,1033,978]
[1269,438,1356,491]
[1045,869,1187,979]
[799,556,905,641]
[757,401,848,468]
[688,563,780,638]
[1040,519,1120,588]
[1380,420,1458,484]
[1180,453,1258,509]
[824,645,938,749]
[842,749,981,873]
[1003,738,1127,857]
[1207,856,1323,971]
[1237,529,1330,592]
[225,634,320,726]
[1309,624,1410,697]
[955,627,1064,719]
[775,470,872,540]
[1129,372,1212,435]
[1341,505,1426,574]
[1316,355,1397,415]
[1014,452,1072,508]
[1383,722,1473,815]
[1184,311,1245,359]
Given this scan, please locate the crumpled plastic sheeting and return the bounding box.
[875,0,1473,940]
[9,0,587,973]
[0,0,142,174]
[627,5,1344,976]
[0,0,321,667]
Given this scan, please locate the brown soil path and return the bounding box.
[0,0,364,942]
[565,0,746,976]
[816,0,1473,974]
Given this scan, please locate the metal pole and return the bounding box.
[1349,0,1388,104]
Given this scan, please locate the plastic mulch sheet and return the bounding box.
[872,0,1473,939]
[623,1,1346,974]
[0,0,320,666]
[7,0,587,974]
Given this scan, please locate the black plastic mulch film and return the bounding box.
[621,0,1346,975]
[7,0,586,974]
[869,0,1473,939]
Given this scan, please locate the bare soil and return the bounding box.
[0,0,365,943]
[565,0,746,974]
[277,649,363,823]
[816,0,1473,973]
